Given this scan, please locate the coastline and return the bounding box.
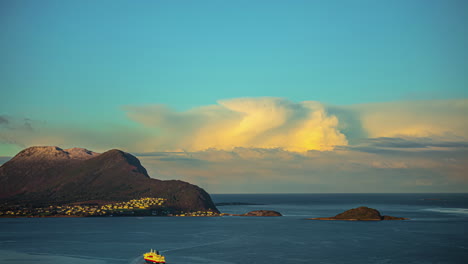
[0,214,222,218]
[0,215,85,218]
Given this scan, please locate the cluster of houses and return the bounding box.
[1,197,222,217]
[0,197,168,217]
[101,197,166,211]
[0,210,27,216]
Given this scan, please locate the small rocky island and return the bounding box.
[309,206,408,221]
[224,210,282,217]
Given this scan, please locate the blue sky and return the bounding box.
[1,0,467,192]
[2,0,467,117]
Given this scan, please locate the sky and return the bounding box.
[1,0,467,193]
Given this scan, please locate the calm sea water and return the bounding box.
[1,193,467,264]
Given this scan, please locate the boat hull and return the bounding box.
[144,258,165,264]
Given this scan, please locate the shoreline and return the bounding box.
[0,215,222,218]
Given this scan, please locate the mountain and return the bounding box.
[0,146,219,213]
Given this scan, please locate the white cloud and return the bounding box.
[332,99,468,140]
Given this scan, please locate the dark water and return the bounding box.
[1,194,467,264]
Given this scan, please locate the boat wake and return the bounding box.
[129,256,145,264]
[423,208,468,215]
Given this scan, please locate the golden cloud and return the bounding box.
[125,97,348,152]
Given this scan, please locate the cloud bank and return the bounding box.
[331,99,468,140]
[121,97,468,193]
[136,143,467,193]
[125,97,348,152]
[1,98,467,193]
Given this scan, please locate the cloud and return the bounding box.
[135,146,468,193]
[332,99,468,140]
[0,115,35,132]
[120,98,468,192]
[0,115,9,125]
[351,137,468,150]
[0,116,150,155]
[125,98,468,153]
[124,97,348,152]
[2,97,468,193]
[345,136,468,161]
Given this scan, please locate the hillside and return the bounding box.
[0,146,219,213]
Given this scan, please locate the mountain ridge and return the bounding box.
[0,146,218,213]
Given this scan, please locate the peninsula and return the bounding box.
[0,146,219,217]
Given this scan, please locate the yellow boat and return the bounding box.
[143,249,166,264]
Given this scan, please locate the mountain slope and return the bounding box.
[0,146,218,213]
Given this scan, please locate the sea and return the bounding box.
[0,193,467,264]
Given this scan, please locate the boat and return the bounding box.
[143,249,166,264]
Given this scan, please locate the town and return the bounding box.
[0,197,219,217]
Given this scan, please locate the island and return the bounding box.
[309,206,408,221]
[0,146,219,217]
[223,210,282,217]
